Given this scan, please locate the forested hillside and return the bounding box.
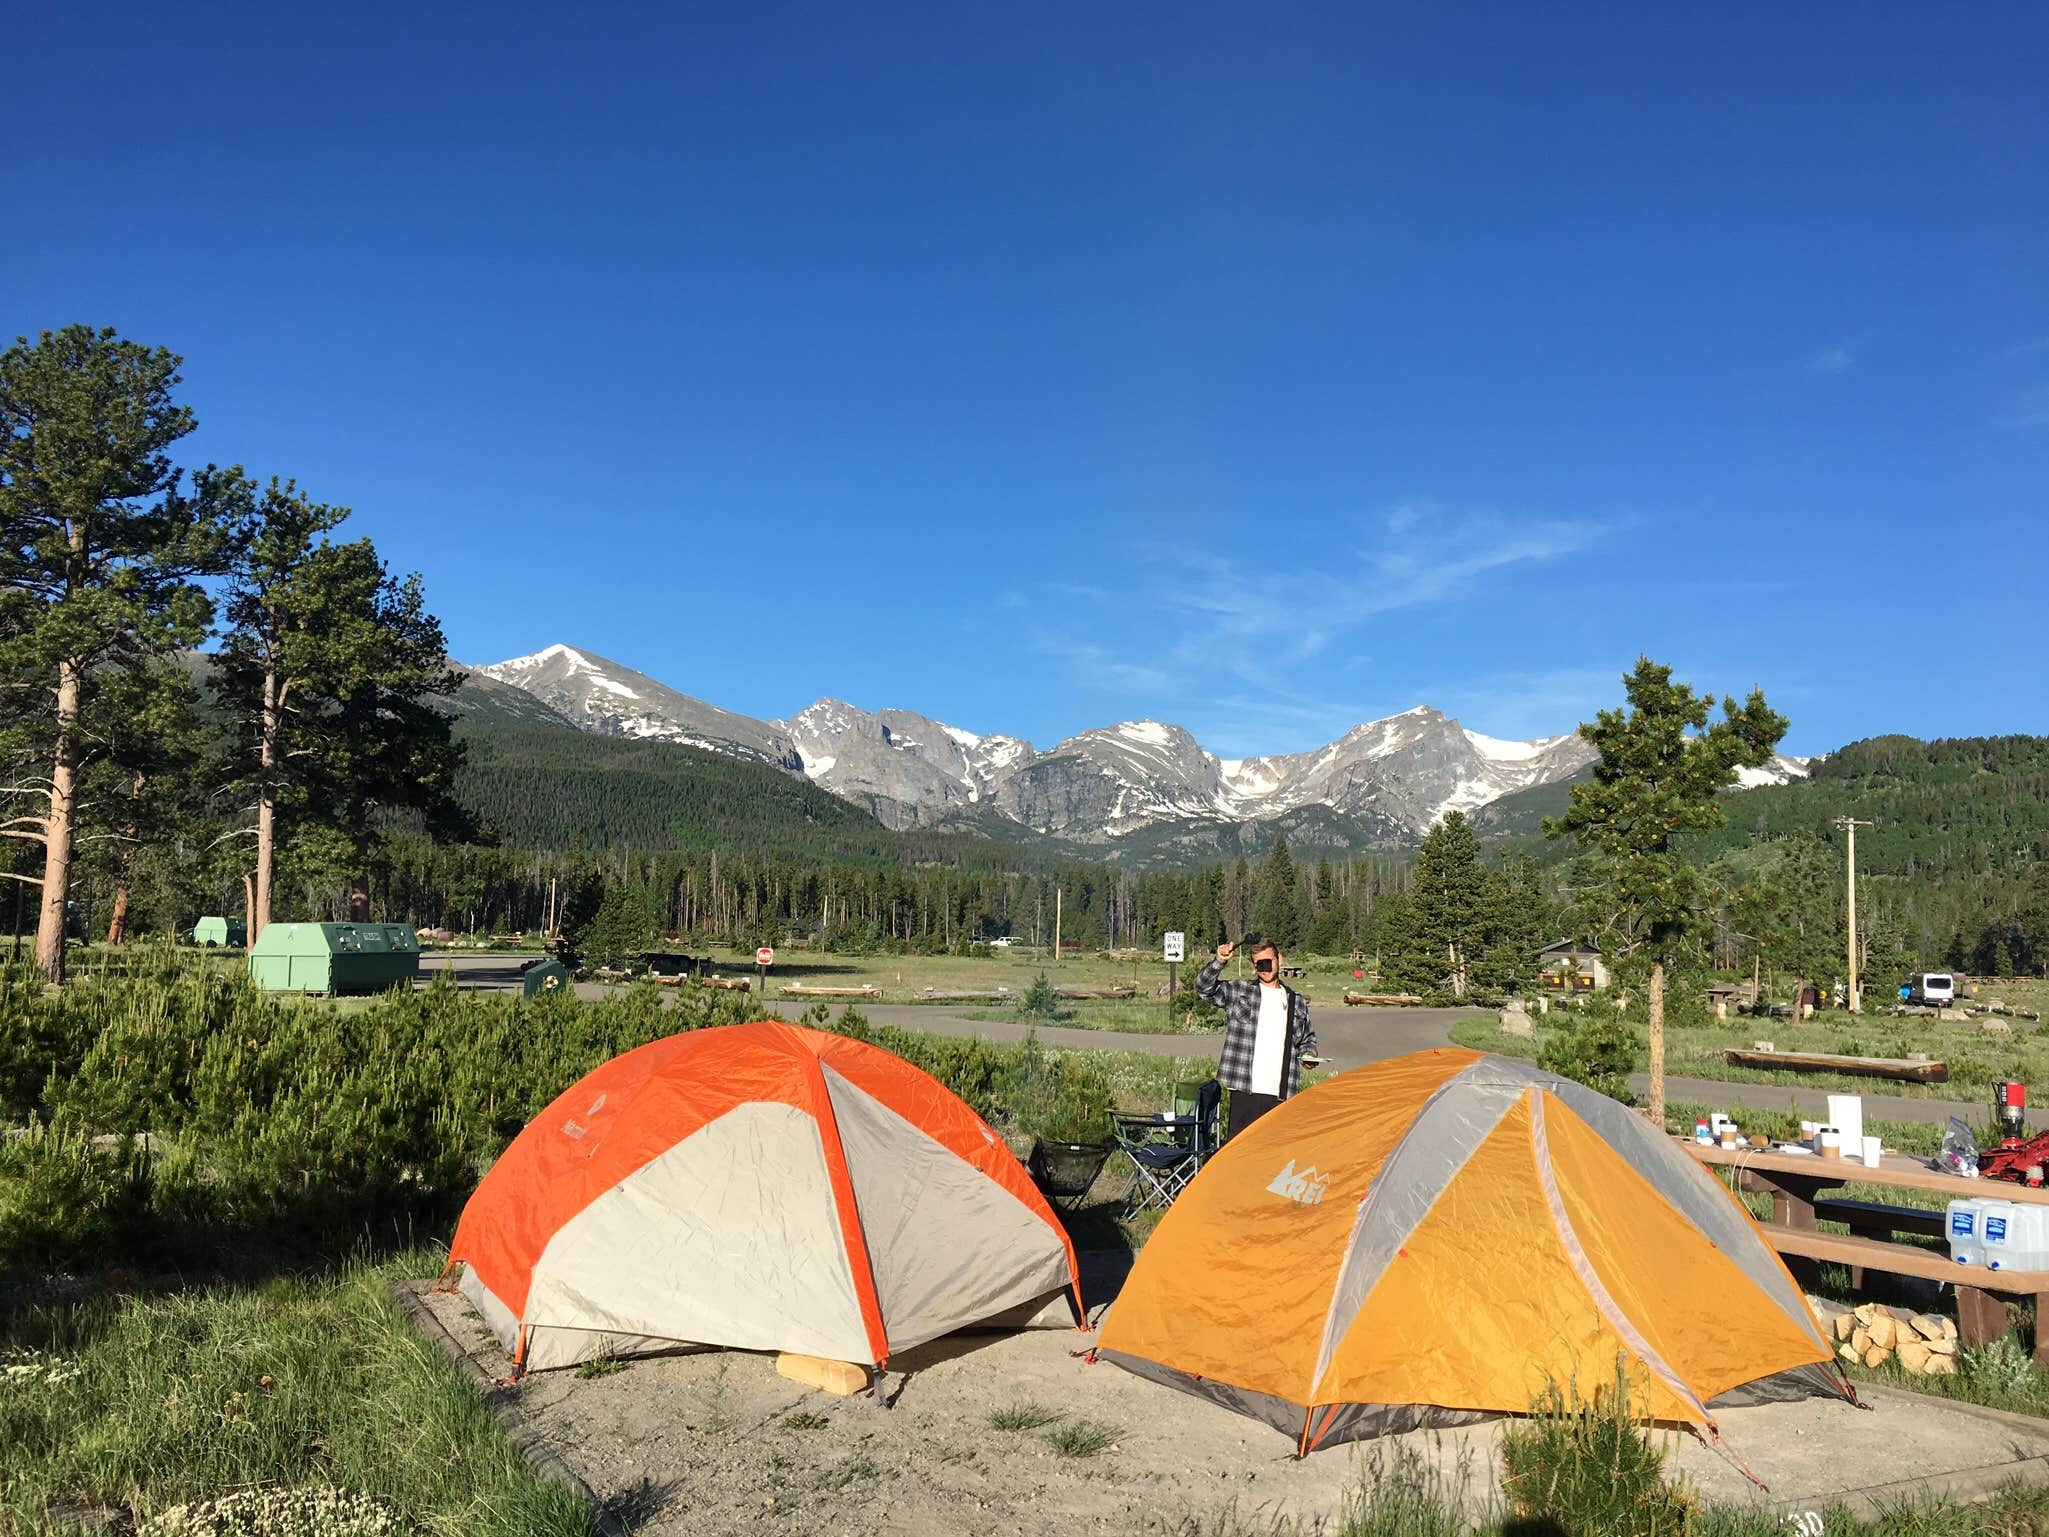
[451,720,1063,868]
[1694,736,2049,877]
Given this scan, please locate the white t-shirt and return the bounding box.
[1250,983,1288,1096]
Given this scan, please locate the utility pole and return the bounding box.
[1834,816,1872,1012]
[1053,887,1062,967]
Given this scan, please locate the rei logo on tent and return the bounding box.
[1267,1159,1330,1205]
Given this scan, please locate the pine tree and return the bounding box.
[0,328,235,980]
[216,477,462,935]
[1546,657,1786,1120]
[1251,834,1300,946]
[1387,812,1492,997]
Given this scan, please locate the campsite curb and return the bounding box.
[1766,1385,2049,1520]
[388,1280,630,1537]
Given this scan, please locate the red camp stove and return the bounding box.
[1979,1082,2048,1185]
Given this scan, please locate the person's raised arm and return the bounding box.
[1194,940,1232,1003]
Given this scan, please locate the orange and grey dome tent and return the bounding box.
[448,1021,1082,1372]
[1094,1049,1853,1454]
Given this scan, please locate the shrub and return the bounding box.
[0,1119,152,1269]
[1498,1369,1691,1537]
[1017,972,1061,1023]
[1537,1005,1641,1102]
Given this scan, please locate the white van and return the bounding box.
[1913,973,1956,1005]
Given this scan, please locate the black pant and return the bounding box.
[1226,1089,1281,1141]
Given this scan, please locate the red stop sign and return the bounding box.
[756,947,774,967]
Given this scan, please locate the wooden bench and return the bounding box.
[1763,1225,2049,1356]
[1682,1139,2049,1365]
[1813,1197,1947,1241]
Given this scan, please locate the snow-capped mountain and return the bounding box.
[779,699,1033,829]
[473,645,799,768]
[469,645,1601,848]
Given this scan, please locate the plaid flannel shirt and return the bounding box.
[1194,957,1318,1098]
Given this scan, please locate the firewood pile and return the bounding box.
[1808,1297,1958,1376]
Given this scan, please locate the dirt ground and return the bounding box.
[412,1272,2049,1537]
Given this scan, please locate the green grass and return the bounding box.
[572,1354,625,1379]
[782,1410,829,1431]
[1453,1007,2045,1103]
[984,1401,1064,1431]
[1040,1418,1118,1457]
[0,1255,588,1535]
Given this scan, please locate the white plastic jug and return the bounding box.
[1994,1203,2049,1272]
[1949,1197,2024,1269]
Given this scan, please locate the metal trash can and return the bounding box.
[189,915,247,947]
[521,958,571,1000]
[248,921,421,996]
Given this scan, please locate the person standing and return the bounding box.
[1195,936,1318,1140]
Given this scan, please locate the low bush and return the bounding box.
[1498,1370,1691,1537]
[1536,1003,1641,1102]
[2,955,1136,1269]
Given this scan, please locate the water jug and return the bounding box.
[1949,1197,2022,1269]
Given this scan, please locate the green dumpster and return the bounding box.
[190,915,247,947]
[248,922,421,996]
[521,958,571,1000]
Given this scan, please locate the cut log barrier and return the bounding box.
[918,987,1018,1003]
[779,984,883,999]
[699,975,751,992]
[1723,1048,1948,1084]
[1344,992,1424,1007]
[1054,986,1135,1000]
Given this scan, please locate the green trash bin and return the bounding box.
[521,959,571,1000]
[189,915,246,947]
[248,922,421,996]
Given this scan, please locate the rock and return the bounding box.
[1499,1006,1535,1039]
[1983,1021,2012,1035]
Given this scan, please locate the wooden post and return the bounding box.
[1835,815,1871,1012]
[1053,887,1061,967]
[1647,961,1666,1127]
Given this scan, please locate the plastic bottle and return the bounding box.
[1695,1118,1711,1145]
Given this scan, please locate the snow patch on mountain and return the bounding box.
[1734,754,1813,789]
[1465,728,1567,763]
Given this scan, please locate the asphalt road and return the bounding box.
[416,954,1983,1127]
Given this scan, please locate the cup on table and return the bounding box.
[1861,1135,1883,1168]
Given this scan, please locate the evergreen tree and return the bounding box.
[215,477,462,935]
[0,328,235,980]
[1546,657,1786,1120]
[1387,812,1492,997]
[1251,834,1300,946]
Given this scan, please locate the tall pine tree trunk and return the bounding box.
[35,659,82,985]
[1647,960,1667,1125]
[253,665,279,941]
[105,773,144,947]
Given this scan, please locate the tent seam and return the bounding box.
[1528,1089,1711,1426]
[1306,1057,1504,1393]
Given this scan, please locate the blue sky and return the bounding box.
[7,4,2043,758]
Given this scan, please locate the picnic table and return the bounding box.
[1683,1138,2049,1365]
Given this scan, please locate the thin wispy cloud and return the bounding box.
[1025,506,1620,752]
[1808,346,1854,375]
[1998,387,2049,430]
[2008,338,2049,359]
[1031,634,1174,695]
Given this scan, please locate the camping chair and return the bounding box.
[1112,1079,1221,1217]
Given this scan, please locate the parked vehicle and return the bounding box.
[1911,972,1956,1006]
